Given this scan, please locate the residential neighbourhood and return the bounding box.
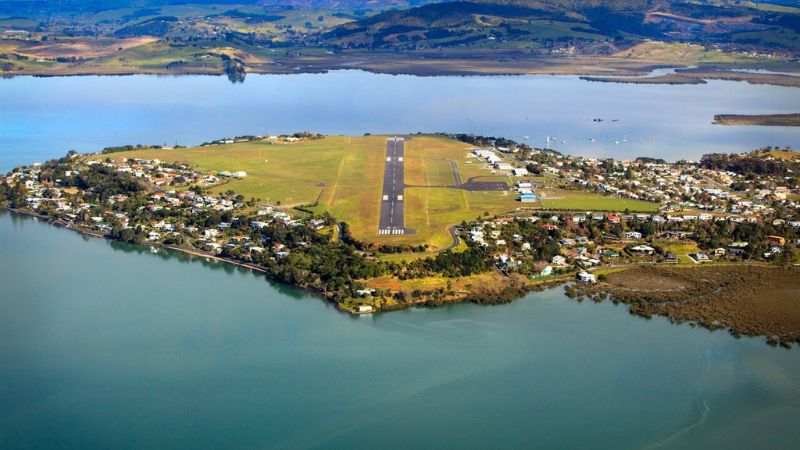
[2,139,799,308]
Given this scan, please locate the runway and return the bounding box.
[378,137,409,235]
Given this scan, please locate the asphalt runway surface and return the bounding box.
[378,137,409,235]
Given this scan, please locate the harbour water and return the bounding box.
[2,71,800,172]
[1,211,798,449]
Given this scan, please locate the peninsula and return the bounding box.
[713,113,800,127]
[2,133,799,347]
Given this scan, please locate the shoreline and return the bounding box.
[3,206,798,347]
[565,265,800,348]
[713,113,800,127]
[0,205,558,315]
[4,61,800,88]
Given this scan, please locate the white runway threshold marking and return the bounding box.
[378,229,406,235]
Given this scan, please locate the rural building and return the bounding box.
[631,245,655,255]
[577,271,596,283]
[767,235,786,246]
[356,305,374,314]
[624,231,642,240]
[519,194,537,202]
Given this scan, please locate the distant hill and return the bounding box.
[114,16,178,37]
[0,0,438,16]
[320,0,800,54]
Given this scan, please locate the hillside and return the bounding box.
[320,0,800,54]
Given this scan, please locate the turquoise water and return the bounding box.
[2,72,800,171]
[1,210,798,449]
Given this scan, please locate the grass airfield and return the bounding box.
[121,134,657,249]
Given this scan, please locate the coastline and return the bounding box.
[4,59,800,88]
[0,205,562,315]
[4,206,799,347]
[713,113,800,127]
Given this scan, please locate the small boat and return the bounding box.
[589,138,596,143]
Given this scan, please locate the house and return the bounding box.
[690,252,710,262]
[357,305,374,314]
[624,231,642,240]
[631,245,655,255]
[576,255,601,267]
[552,255,567,267]
[767,235,786,246]
[577,271,596,283]
[559,238,576,247]
[728,242,749,255]
[355,288,375,297]
[540,266,553,277]
[519,194,537,202]
[512,168,529,177]
[665,252,678,262]
[713,248,726,257]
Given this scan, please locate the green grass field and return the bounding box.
[538,189,660,212]
[120,135,659,248]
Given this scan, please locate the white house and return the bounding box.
[577,271,596,283]
[631,245,655,255]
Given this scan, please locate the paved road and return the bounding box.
[378,137,407,235]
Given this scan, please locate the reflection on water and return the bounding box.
[104,238,310,300]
